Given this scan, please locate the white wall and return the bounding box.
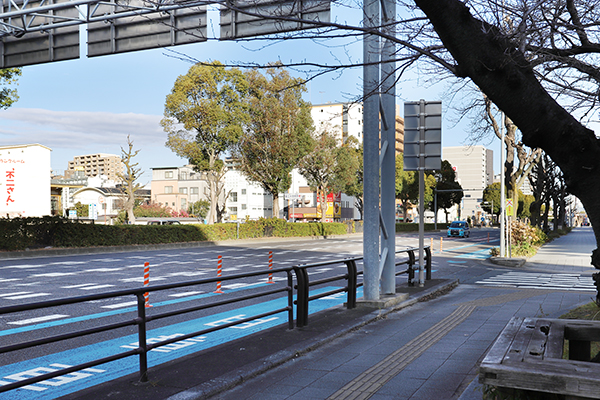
[0,144,51,217]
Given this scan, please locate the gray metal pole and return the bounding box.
[362,0,380,300]
[418,100,425,286]
[500,112,505,257]
[379,0,396,295]
[434,189,437,230]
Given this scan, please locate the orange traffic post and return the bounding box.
[267,251,274,284]
[440,237,443,252]
[430,237,433,252]
[143,262,152,308]
[214,255,224,294]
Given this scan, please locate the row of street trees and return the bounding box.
[162,61,361,224]
[161,60,466,224]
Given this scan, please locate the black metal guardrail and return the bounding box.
[0,246,431,393]
[294,246,432,327]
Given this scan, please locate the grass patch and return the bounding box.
[560,302,600,360]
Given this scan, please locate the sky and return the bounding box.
[0,5,504,186]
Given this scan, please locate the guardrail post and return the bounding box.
[287,270,294,330]
[407,250,416,286]
[425,246,432,281]
[136,292,149,382]
[345,259,357,309]
[294,266,309,328]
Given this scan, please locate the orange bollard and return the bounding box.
[430,237,433,252]
[487,232,490,243]
[143,262,152,308]
[440,237,443,252]
[214,255,224,294]
[267,251,274,284]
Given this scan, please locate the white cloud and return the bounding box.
[0,108,186,176]
[0,108,165,150]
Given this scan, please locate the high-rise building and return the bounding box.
[310,102,404,153]
[67,153,124,182]
[443,146,494,221]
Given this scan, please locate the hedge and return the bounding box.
[0,217,348,252]
[0,217,448,252]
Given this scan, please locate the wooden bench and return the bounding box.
[479,317,600,399]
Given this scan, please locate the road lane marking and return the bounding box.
[101,301,138,309]
[168,291,203,297]
[30,273,77,277]
[2,293,51,300]
[62,284,97,289]
[8,315,70,325]
[78,285,115,290]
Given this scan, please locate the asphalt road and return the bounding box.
[0,228,501,398]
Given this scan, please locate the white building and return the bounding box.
[224,169,273,221]
[443,145,494,222]
[311,103,363,144]
[0,144,51,218]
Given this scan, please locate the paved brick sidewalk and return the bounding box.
[209,228,598,400]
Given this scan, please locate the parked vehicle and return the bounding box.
[147,219,181,225]
[447,221,470,238]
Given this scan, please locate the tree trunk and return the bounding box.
[414,0,600,267]
[272,193,280,219]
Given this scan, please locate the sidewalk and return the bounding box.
[60,227,598,400]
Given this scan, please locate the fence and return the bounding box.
[0,246,431,393]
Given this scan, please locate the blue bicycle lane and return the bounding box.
[0,287,359,400]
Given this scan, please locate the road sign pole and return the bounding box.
[380,0,396,295]
[362,0,380,300]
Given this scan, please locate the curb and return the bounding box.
[166,278,460,400]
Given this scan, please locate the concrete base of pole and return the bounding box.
[355,293,409,309]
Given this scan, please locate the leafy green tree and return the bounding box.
[1,68,21,109]
[117,135,142,224]
[482,182,501,218]
[233,65,313,218]
[74,202,89,217]
[395,155,415,221]
[188,200,210,219]
[519,193,535,220]
[434,160,463,223]
[162,61,249,224]
[342,143,364,219]
[298,131,358,222]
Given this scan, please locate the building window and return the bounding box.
[165,171,173,179]
[229,207,238,212]
[165,186,173,194]
[241,204,247,210]
[231,192,238,202]
[181,198,187,209]
[180,187,188,194]
[241,189,246,195]
[190,187,199,194]
[180,172,187,180]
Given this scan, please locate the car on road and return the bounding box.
[447,221,470,238]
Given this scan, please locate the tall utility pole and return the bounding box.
[362,0,396,300]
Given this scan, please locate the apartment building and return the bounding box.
[311,102,404,153]
[150,166,209,213]
[67,153,124,181]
